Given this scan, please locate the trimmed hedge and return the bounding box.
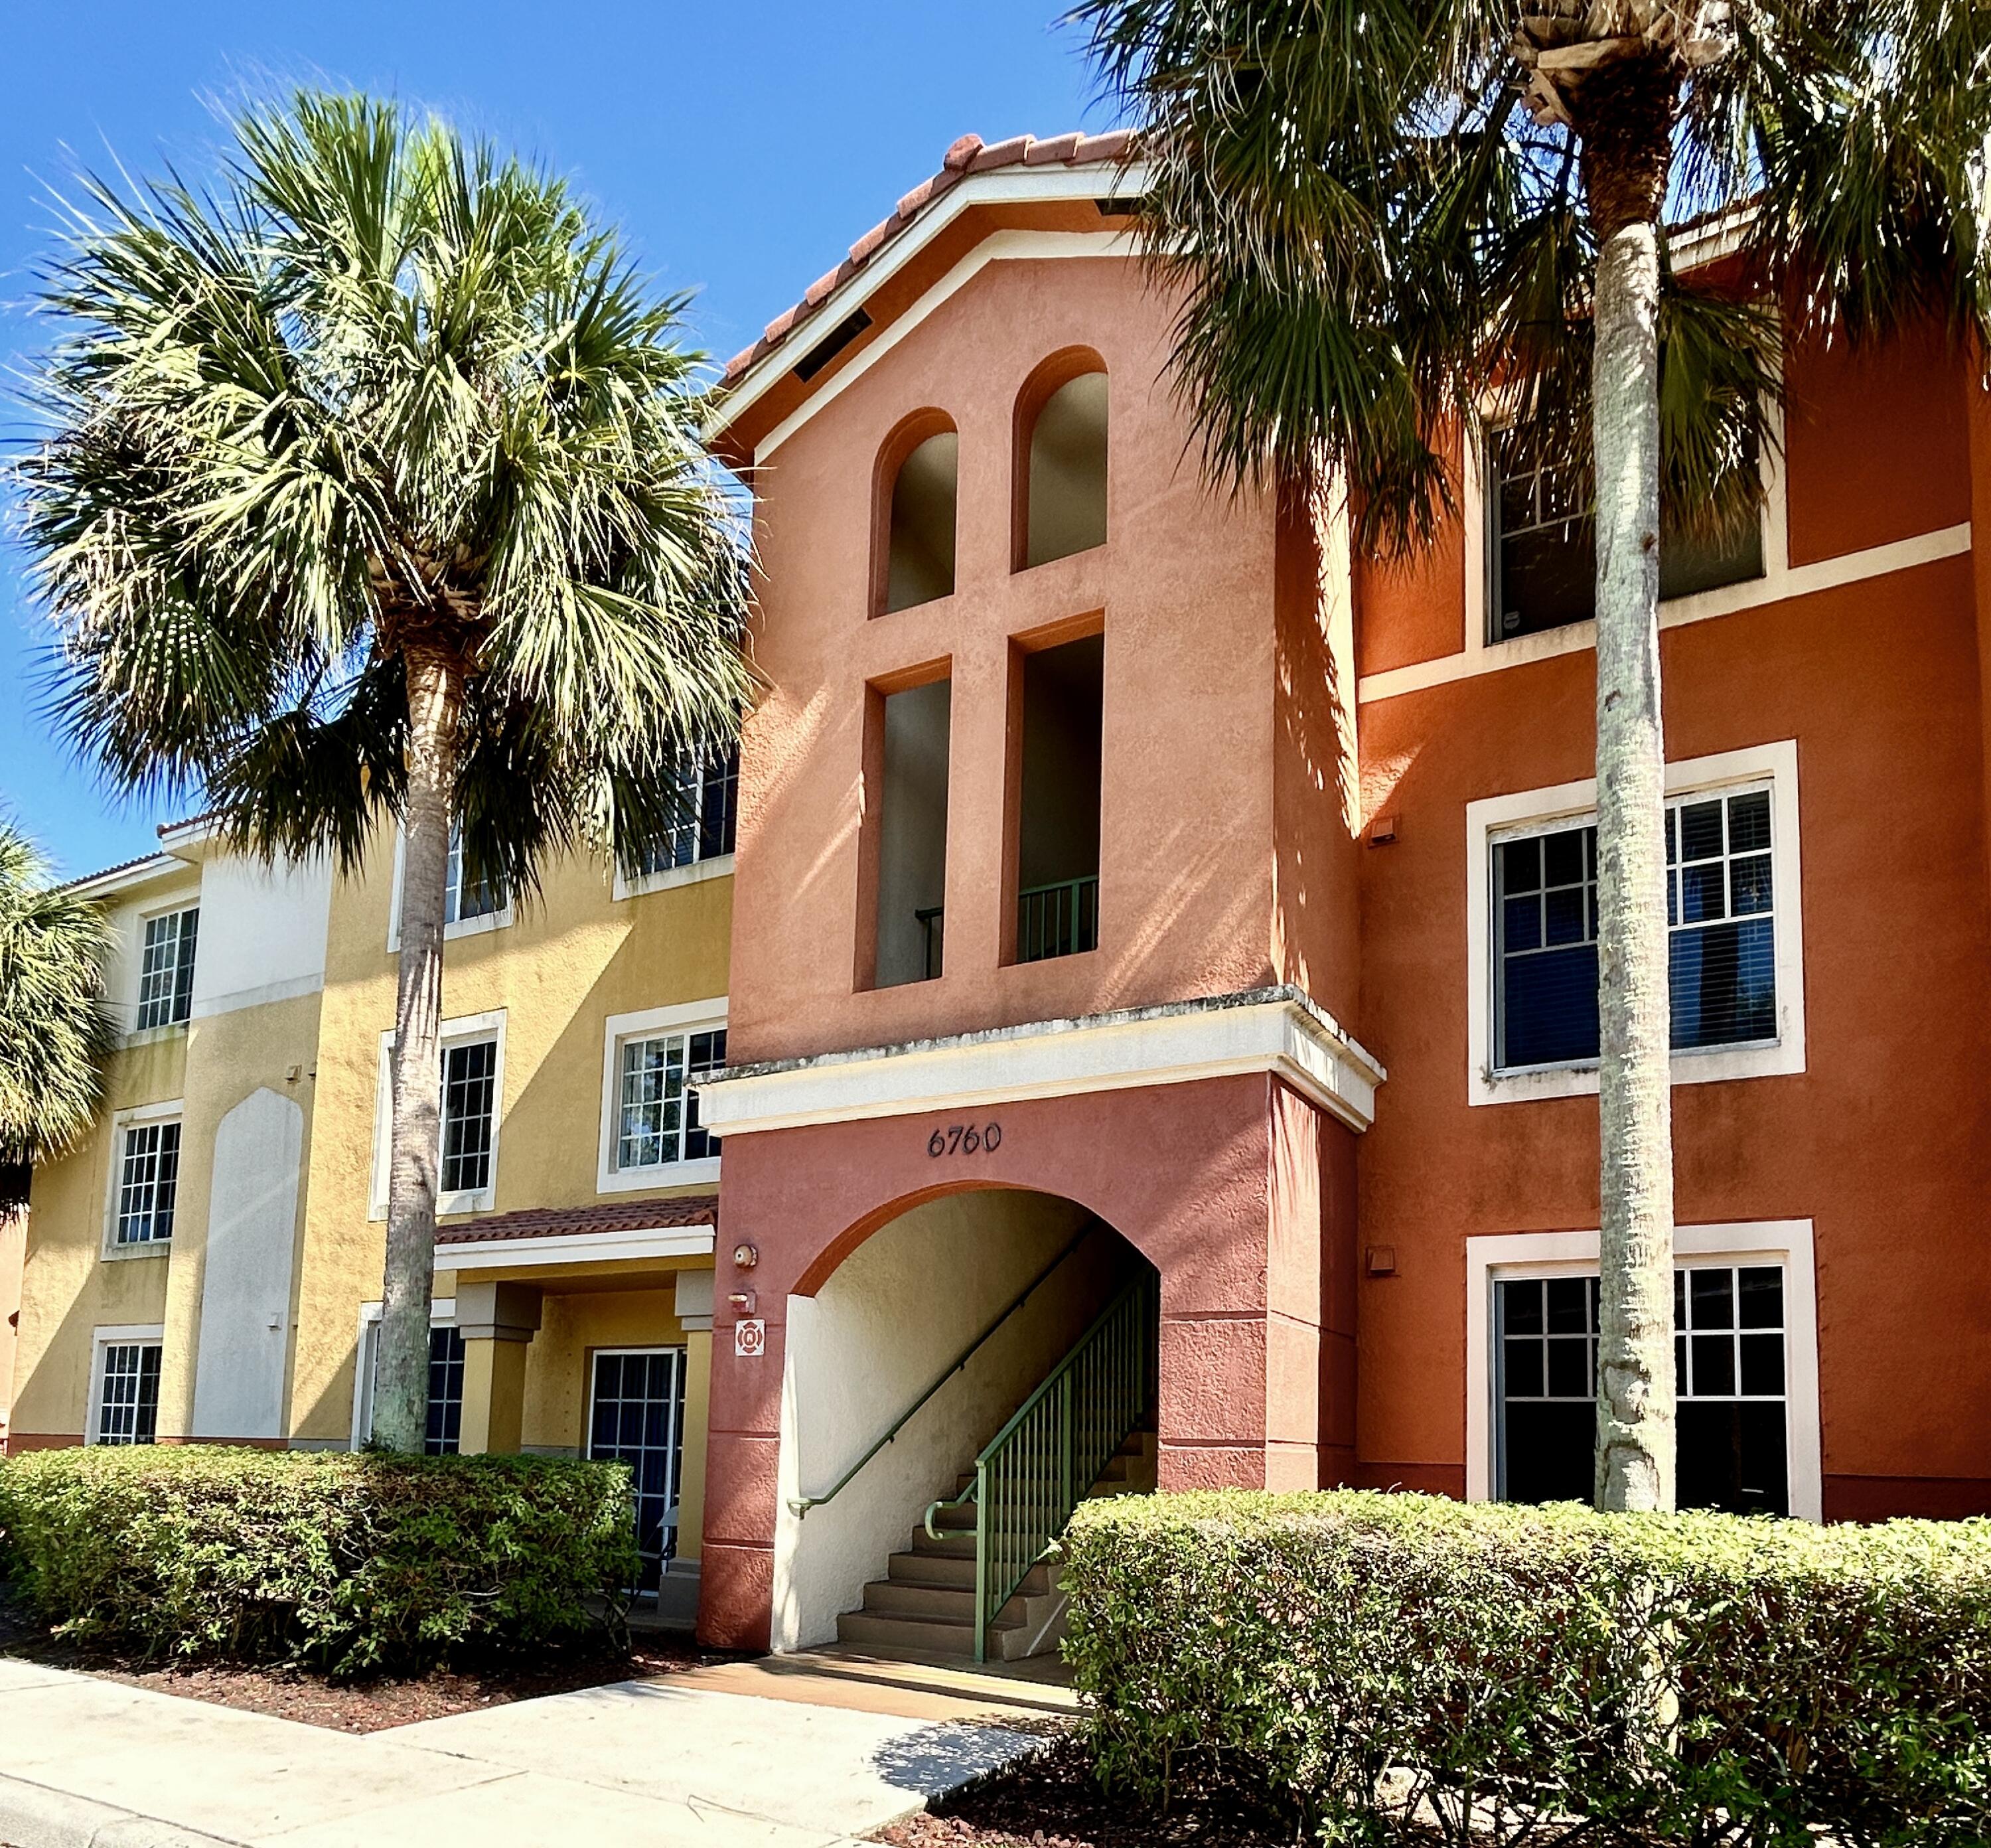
[1063,1491,1991,1847]
[0,1446,639,1675]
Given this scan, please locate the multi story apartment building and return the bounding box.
[8,129,1991,1663]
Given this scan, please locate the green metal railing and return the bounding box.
[1017,876,1099,963]
[924,1269,1157,1661]
[785,1223,1098,1519]
[915,905,944,980]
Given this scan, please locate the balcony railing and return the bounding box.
[1017,876,1099,963]
[915,905,944,982]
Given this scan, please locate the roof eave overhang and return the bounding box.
[707,159,1151,465]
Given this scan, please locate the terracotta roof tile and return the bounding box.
[721,128,1138,388]
[435,1194,717,1247]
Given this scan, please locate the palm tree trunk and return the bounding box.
[1585,94,1677,1514]
[372,642,460,1454]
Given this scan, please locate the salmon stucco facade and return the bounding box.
[10,129,1991,1663]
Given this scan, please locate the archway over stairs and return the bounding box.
[771,1186,1155,1657]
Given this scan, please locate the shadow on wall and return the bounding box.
[772,1187,1147,1652]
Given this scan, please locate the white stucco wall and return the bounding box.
[771,1190,1128,1652]
[190,1087,304,1439]
[188,853,332,1016]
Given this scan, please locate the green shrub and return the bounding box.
[1061,1491,1991,1847]
[0,1445,640,1675]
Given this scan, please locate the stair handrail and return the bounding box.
[921,1269,1150,1543]
[786,1222,1098,1517]
[922,1269,1156,1661]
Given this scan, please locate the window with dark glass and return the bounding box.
[444,829,507,925]
[440,1039,498,1194]
[96,1341,162,1444]
[1495,1264,1789,1515]
[115,1119,181,1246]
[1489,427,1764,641]
[588,1347,688,1594]
[1493,786,1776,1071]
[425,1326,465,1455]
[635,746,739,877]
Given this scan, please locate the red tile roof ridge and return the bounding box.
[721,128,1138,389]
[435,1194,718,1245]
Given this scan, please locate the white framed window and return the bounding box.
[1485,422,1767,645]
[349,1298,460,1450]
[587,1346,688,1591]
[613,746,739,900]
[1465,740,1804,1105]
[387,825,513,949]
[102,1101,184,1257]
[597,999,727,1192]
[1465,1221,1822,1521]
[369,1011,506,1217]
[135,905,199,1030]
[87,1325,165,1444]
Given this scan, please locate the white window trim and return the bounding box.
[1467,400,1789,667]
[386,829,514,950]
[101,1099,185,1260]
[369,1010,508,1220]
[1465,1220,1822,1521]
[127,899,201,1043]
[1465,739,1804,1106]
[597,998,728,1194]
[86,1324,165,1445]
[613,850,737,903]
[348,1296,458,1450]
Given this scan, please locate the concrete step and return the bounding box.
[885,1551,1057,1597]
[910,1526,978,1559]
[861,1577,1065,1633]
[836,1608,1041,1663]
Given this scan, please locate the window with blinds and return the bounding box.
[634,747,739,877]
[1493,785,1776,1071]
[615,1027,725,1171]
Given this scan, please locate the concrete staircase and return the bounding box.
[835,1426,1157,1661]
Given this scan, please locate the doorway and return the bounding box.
[587,1346,688,1593]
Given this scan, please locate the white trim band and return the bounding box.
[697,988,1385,1137]
[436,1225,716,1272]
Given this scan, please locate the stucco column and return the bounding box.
[676,1328,711,1565]
[455,1280,541,1456]
[1966,362,1991,914]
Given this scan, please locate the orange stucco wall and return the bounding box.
[709,204,1991,1650]
[729,255,1288,1067]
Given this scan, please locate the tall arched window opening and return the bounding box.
[1017,362,1108,570]
[877,423,958,615]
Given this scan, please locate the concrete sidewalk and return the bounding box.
[0,1655,1046,1847]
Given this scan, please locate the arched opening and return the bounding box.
[1015,353,1108,572]
[875,414,959,615]
[773,1186,1157,1659]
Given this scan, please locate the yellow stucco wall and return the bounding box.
[289,833,729,1460]
[11,941,193,1444]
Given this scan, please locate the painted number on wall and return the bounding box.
[928,1122,1002,1158]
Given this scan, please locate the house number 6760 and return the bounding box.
[928,1122,1001,1157]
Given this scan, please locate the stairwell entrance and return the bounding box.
[771,1188,1157,1661]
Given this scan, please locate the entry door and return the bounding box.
[587,1347,687,1593]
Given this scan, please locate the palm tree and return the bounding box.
[14,92,752,1454]
[0,822,116,1185]
[1078,1,1991,1508]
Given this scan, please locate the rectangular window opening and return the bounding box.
[1493,784,1776,1073]
[1495,1263,1790,1516]
[1489,425,1764,642]
[440,1039,498,1196]
[588,1347,688,1595]
[425,1326,465,1455]
[444,831,507,926]
[869,678,952,988]
[115,1119,181,1247]
[1011,633,1103,963]
[136,907,198,1029]
[634,746,739,878]
[615,1026,726,1172]
[96,1340,162,1444]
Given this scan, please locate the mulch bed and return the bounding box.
[0,1580,731,1733]
[875,1736,1303,1848]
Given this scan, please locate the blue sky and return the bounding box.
[0,1,1114,880]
